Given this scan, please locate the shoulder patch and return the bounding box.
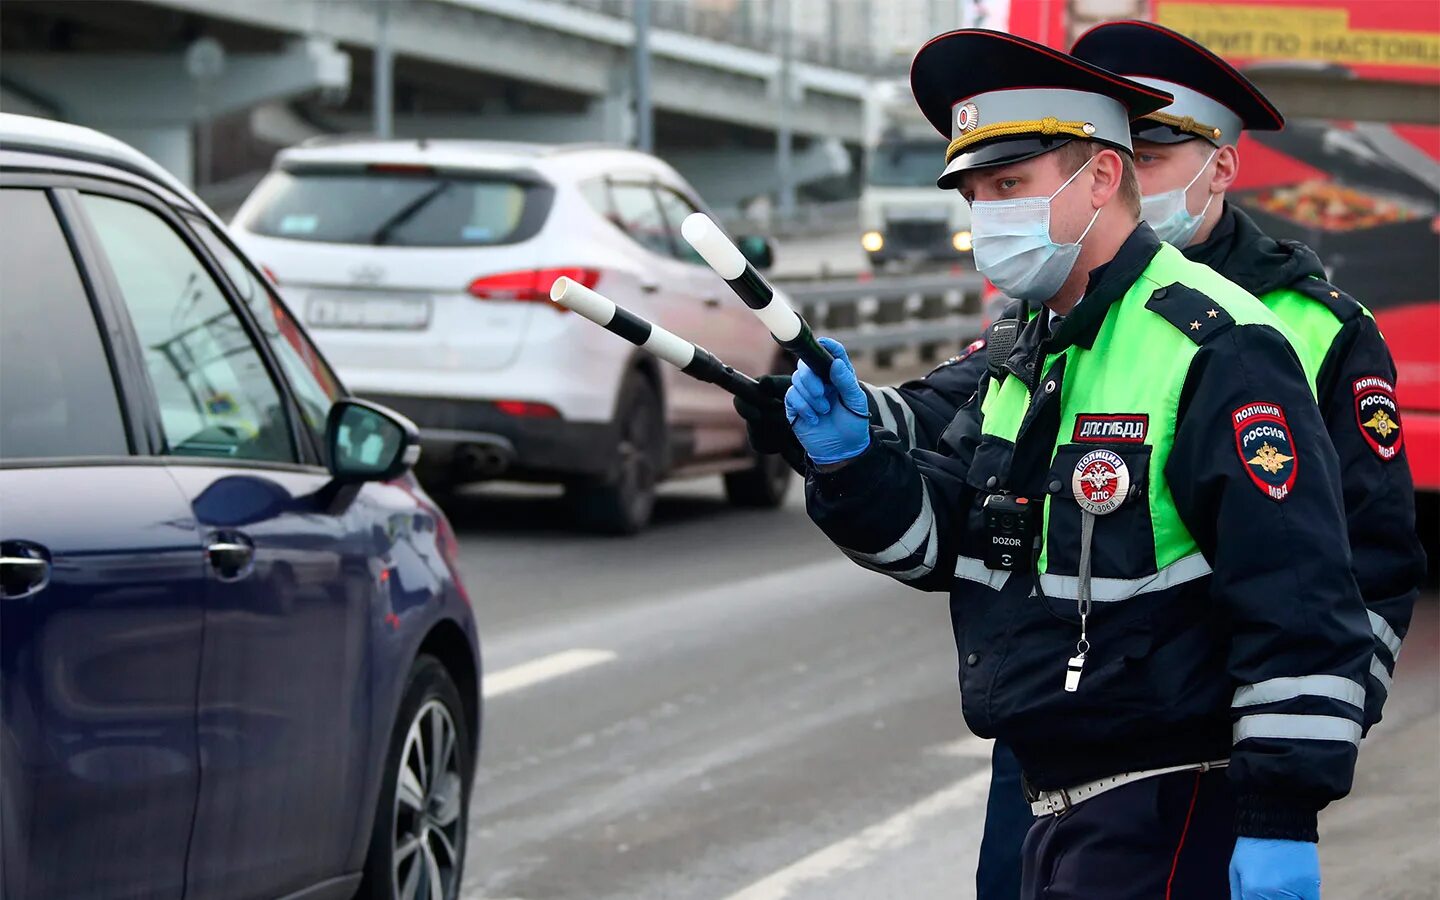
[1145,284,1236,345]
[1290,275,1367,323]
[1353,375,1404,461]
[1232,402,1298,501]
[931,337,986,375]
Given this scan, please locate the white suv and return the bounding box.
[232,139,791,533]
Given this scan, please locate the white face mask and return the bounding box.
[970,158,1103,303]
[1140,148,1219,247]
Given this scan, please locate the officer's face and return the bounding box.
[956,151,1103,246]
[1133,138,1217,207]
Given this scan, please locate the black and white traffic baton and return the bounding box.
[680,213,864,415]
[549,276,766,406]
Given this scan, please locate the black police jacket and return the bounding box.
[1187,204,1426,730]
[862,205,1423,733]
[807,224,1373,842]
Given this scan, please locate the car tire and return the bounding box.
[565,374,664,535]
[358,655,473,900]
[723,450,792,508]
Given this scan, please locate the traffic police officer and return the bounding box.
[1069,19,1426,733]
[742,22,1429,897]
[779,30,1374,900]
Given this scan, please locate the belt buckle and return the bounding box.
[1044,788,1071,815]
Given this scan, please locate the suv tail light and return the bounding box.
[466,268,600,305]
[494,400,560,418]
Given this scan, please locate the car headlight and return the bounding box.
[952,230,973,252]
[861,230,885,253]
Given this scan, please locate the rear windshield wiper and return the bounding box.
[368,180,454,245]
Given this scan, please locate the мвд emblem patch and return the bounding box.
[1353,375,1403,461]
[1233,403,1298,501]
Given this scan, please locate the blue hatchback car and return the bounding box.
[0,114,481,900]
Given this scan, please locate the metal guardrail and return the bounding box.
[779,271,986,370]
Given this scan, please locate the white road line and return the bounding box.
[721,767,993,900]
[483,649,618,699]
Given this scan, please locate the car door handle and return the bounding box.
[640,279,661,294]
[0,551,50,599]
[206,538,254,581]
[703,296,721,308]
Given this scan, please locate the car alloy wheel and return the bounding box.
[391,699,464,900]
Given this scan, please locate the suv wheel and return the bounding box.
[723,450,792,508]
[360,656,472,900]
[566,375,664,535]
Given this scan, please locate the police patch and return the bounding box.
[1071,448,1130,515]
[1232,403,1298,501]
[1073,413,1148,444]
[1353,375,1403,461]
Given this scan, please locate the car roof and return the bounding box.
[0,113,209,212]
[276,137,685,185]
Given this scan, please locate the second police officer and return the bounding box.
[1068,20,1426,735]
[776,30,1373,900]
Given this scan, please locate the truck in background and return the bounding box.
[858,80,972,271]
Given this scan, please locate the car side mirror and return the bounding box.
[326,399,420,483]
[736,235,775,270]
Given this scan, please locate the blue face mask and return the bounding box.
[1140,148,1219,247]
[970,158,1102,302]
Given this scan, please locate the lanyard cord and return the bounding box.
[1076,510,1094,655]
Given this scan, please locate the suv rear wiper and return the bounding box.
[369,180,454,245]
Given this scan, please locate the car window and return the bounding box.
[0,189,128,460]
[579,178,611,221]
[608,182,675,257]
[238,169,553,247]
[79,193,296,463]
[191,219,343,454]
[653,188,707,265]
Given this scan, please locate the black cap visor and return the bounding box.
[1132,120,1204,145]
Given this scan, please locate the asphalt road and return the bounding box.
[448,477,1440,900]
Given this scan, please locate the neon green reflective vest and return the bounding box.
[978,242,1315,587]
[1261,280,1374,394]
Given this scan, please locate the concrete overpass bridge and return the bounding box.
[0,0,880,209]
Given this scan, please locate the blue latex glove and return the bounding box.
[784,337,871,465]
[1230,838,1320,900]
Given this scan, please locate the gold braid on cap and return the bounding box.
[946,117,1096,163]
[1143,111,1223,141]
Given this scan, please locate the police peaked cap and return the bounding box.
[910,29,1172,189]
[1071,20,1285,147]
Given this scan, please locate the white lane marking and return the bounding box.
[722,767,993,900]
[483,649,618,699]
[931,736,994,759]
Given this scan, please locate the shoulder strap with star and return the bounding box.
[1285,273,1368,324]
[1144,283,1235,345]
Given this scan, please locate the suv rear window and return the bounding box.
[238,167,553,247]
